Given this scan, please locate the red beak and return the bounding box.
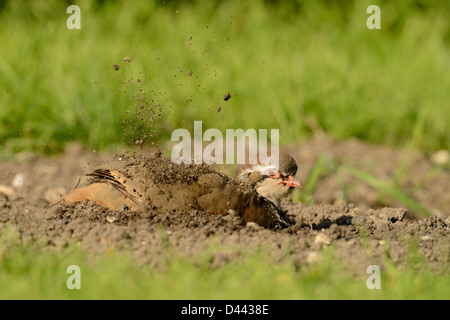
[282,176,303,189]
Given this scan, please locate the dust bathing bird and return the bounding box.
[62,150,302,229]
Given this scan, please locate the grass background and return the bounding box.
[0,0,449,300]
[0,0,449,157]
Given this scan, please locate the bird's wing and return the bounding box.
[86,167,144,209]
[254,194,292,229]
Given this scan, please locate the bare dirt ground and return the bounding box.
[0,137,449,274]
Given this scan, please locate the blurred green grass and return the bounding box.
[293,154,433,217]
[0,0,449,158]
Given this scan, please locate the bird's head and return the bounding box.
[236,150,302,208]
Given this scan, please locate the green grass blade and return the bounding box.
[340,165,432,217]
[294,154,329,204]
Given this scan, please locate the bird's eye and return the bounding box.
[265,169,280,178]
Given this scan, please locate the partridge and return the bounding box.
[63,150,302,229]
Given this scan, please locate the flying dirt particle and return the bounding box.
[217,106,222,112]
[136,79,141,82]
[223,93,231,101]
[113,64,120,71]
[123,57,131,62]
[189,70,193,76]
